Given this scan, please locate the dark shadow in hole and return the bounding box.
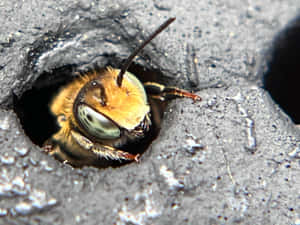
[13,63,168,168]
[13,65,76,146]
[263,16,300,124]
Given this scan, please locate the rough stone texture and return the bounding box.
[0,0,300,224]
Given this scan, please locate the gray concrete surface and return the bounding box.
[0,0,300,224]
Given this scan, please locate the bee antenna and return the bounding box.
[117,17,176,87]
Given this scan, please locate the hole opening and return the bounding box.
[14,62,169,168]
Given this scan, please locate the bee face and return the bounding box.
[73,68,150,140]
[42,18,202,167]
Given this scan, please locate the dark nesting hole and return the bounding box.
[263,16,300,124]
[14,62,169,168]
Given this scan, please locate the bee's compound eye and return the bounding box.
[77,105,120,139]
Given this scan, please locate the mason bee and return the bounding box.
[43,18,201,167]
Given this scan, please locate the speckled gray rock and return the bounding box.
[0,0,300,224]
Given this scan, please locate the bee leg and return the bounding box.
[70,130,140,162]
[143,82,201,101]
[43,139,76,165]
[92,144,140,162]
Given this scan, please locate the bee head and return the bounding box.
[73,68,150,139]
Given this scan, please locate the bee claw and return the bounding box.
[43,144,53,154]
[134,154,141,162]
[183,91,201,102]
[121,152,140,162]
[192,94,201,102]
